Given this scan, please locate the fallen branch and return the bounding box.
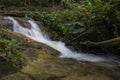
[80,37,120,47]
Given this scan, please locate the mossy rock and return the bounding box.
[62,74,113,80]
[3,52,120,80]
[2,72,32,80]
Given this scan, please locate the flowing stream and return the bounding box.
[4,17,120,64]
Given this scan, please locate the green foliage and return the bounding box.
[30,0,120,42]
[0,0,24,7]
[0,39,26,70]
[80,0,116,26]
[0,0,63,8]
[0,5,5,10]
[78,0,120,39]
[31,10,83,40]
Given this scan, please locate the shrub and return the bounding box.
[0,39,26,70]
[76,0,120,40]
[31,0,120,41]
[0,0,24,7]
[32,10,83,39]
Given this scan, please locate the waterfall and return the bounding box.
[4,16,110,62]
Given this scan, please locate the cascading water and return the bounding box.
[4,16,116,63]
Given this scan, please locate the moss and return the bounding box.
[22,53,70,80]
[2,51,120,80]
[2,72,32,80]
[62,74,113,80]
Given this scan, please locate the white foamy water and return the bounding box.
[4,16,110,62]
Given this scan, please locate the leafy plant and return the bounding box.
[76,0,120,40]
[0,39,26,70]
[0,0,24,7]
[31,10,83,39]
[30,0,120,42]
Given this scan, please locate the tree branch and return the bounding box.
[80,37,120,47]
